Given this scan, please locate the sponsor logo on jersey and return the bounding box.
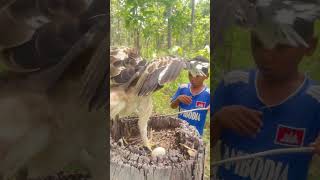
[196,101,206,108]
[180,108,200,121]
[219,144,289,180]
[274,125,305,147]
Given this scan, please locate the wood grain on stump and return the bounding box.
[110,116,205,180]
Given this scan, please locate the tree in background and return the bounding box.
[111,0,209,60]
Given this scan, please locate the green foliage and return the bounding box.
[111,0,210,57]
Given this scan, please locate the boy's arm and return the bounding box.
[211,81,228,145]
[171,98,180,109]
[170,86,182,109]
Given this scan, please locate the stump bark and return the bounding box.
[110,116,205,180]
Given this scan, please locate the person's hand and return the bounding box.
[177,95,192,105]
[310,136,320,155]
[214,105,263,137]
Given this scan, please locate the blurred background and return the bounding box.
[211,21,320,180]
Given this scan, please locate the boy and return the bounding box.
[212,20,320,180]
[171,56,210,136]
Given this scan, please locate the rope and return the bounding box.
[212,147,315,167]
[154,107,209,117]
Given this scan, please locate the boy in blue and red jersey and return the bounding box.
[212,20,320,180]
[171,56,210,136]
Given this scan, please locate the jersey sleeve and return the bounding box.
[211,70,250,117]
[205,88,210,108]
[211,80,230,117]
[306,85,320,138]
[171,85,182,102]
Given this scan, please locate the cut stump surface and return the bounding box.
[110,116,205,180]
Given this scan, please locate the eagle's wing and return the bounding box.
[134,56,208,96]
[213,0,320,50]
[110,48,208,96]
[254,0,320,48]
[80,36,107,110]
[110,47,146,87]
[22,16,107,92]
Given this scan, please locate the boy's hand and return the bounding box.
[177,95,192,105]
[310,136,320,155]
[214,105,263,137]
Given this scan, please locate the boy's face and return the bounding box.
[251,34,317,80]
[188,72,208,87]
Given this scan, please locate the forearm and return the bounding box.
[170,98,180,109]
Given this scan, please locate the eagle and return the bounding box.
[110,47,209,150]
[0,0,108,180]
[213,0,320,50]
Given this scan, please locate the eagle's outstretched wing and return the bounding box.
[110,48,208,96]
[110,46,145,81]
[80,36,107,110]
[134,56,208,96]
[213,0,320,49]
[254,0,320,48]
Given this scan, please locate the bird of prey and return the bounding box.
[213,0,320,50]
[0,0,108,179]
[110,47,209,150]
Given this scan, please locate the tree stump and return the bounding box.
[110,116,205,180]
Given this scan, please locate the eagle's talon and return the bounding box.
[144,141,156,152]
[122,137,128,145]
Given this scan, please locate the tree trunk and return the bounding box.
[167,7,172,49]
[117,18,121,45]
[135,30,141,54]
[110,116,205,180]
[127,31,132,47]
[189,0,195,49]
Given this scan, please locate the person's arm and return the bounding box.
[171,95,193,109]
[171,98,180,109]
[170,85,192,109]
[211,81,263,145]
[211,81,227,146]
[170,86,182,109]
[211,72,263,146]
